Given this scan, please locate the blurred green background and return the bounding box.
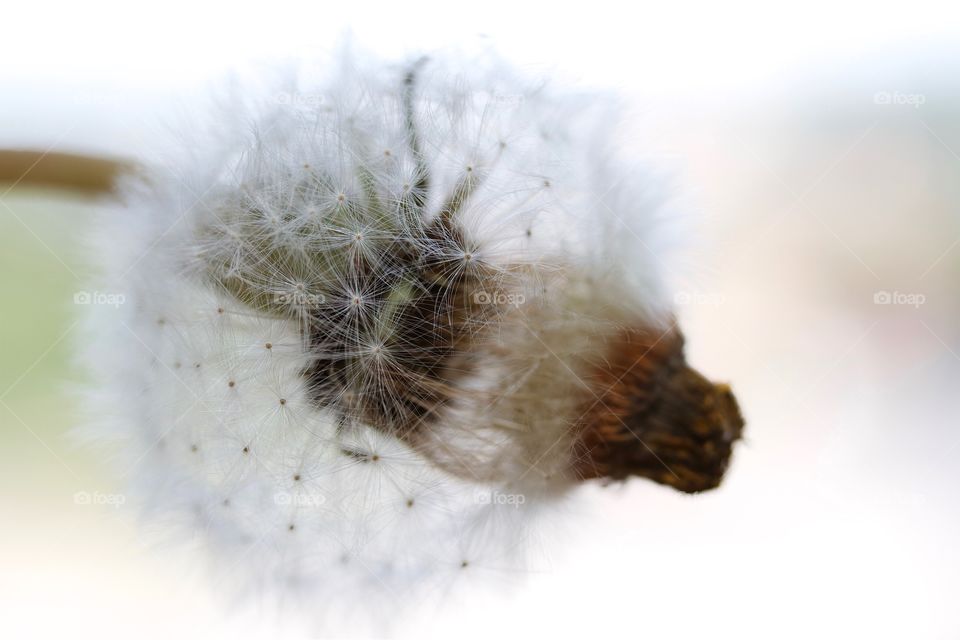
[0,191,97,490]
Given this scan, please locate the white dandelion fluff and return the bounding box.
[80,48,744,623]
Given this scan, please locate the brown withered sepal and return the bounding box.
[573,328,744,492]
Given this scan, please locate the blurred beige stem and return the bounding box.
[0,149,132,195]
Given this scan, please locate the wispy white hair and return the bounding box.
[80,47,682,628]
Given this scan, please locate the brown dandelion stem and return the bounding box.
[0,149,133,195]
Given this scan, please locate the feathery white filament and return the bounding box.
[81,49,678,619]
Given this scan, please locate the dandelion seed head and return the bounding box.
[79,47,739,630]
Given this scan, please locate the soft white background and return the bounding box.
[1,1,958,638]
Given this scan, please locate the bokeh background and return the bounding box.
[1,1,958,638]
